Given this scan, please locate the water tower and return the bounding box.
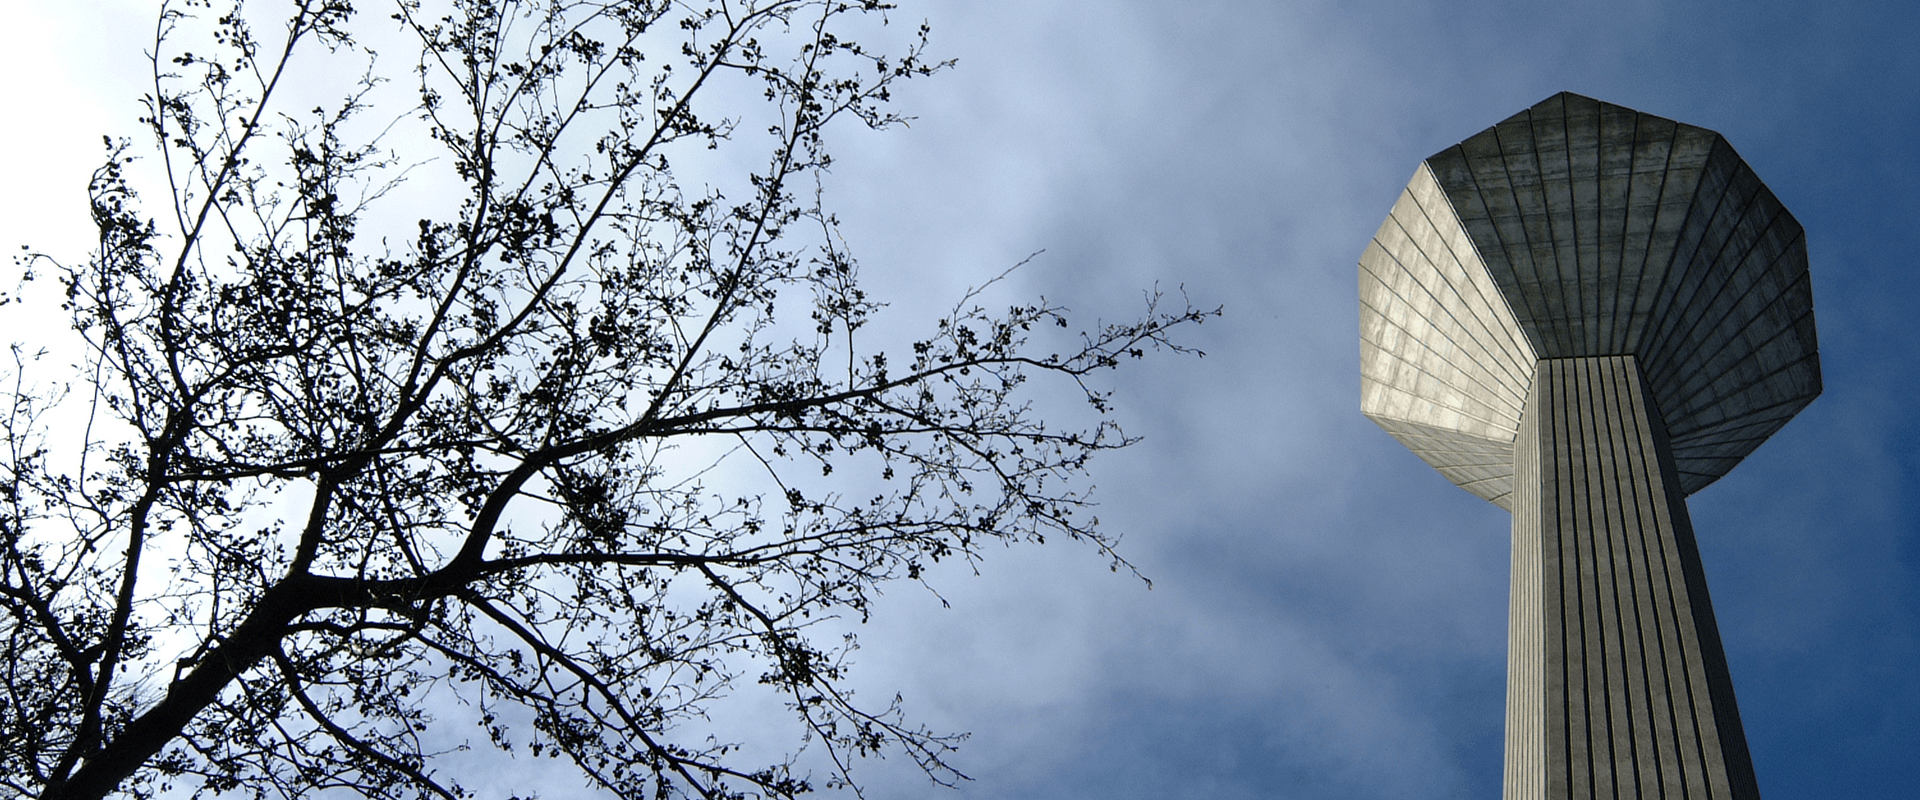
[1359,92,1818,799]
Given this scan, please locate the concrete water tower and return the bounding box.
[1358,92,1818,799]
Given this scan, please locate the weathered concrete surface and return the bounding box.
[1360,162,1537,507]
[1358,93,1816,800]
[1360,92,1820,498]
[1505,356,1758,800]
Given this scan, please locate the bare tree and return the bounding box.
[1,1,1210,798]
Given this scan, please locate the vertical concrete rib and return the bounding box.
[1506,377,1546,800]
[1506,355,1761,799]
[1592,358,1638,798]
[1571,358,1608,799]
[1549,358,1586,798]
[1545,357,1575,799]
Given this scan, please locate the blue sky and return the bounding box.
[3,1,1915,798]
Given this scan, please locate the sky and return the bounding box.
[2,1,1917,799]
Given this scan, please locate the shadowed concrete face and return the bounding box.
[1358,92,1818,799]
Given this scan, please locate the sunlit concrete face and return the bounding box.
[1358,92,1819,799]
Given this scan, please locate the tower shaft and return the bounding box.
[1505,355,1758,800]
